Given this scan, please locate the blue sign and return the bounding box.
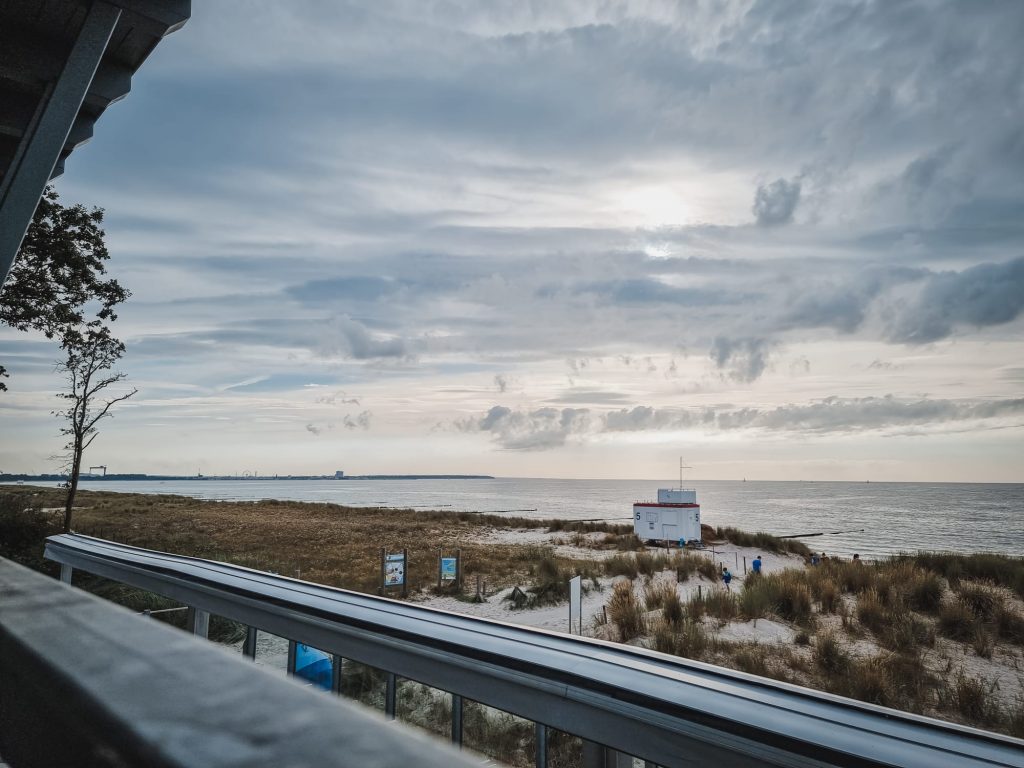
[440,557,457,581]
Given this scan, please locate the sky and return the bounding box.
[2,0,1023,482]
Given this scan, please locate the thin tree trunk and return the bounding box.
[63,437,83,532]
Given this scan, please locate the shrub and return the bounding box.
[814,630,849,675]
[881,614,933,654]
[971,628,994,659]
[653,618,708,659]
[731,645,771,677]
[676,554,718,582]
[739,578,773,622]
[713,526,812,557]
[608,580,646,642]
[704,589,738,623]
[770,572,813,623]
[605,554,638,579]
[957,583,1003,621]
[644,579,678,611]
[794,630,811,646]
[938,600,977,641]
[827,560,876,593]
[0,494,61,569]
[845,657,891,707]
[940,674,1002,727]
[686,593,706,622]
[817,578,840,613]
[996,606,1024,644]
[882,652,932,709]
[663,593,684,627]
[856,590,887,634]
[905,570,944,612]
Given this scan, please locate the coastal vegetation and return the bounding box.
[2,485,1022,752]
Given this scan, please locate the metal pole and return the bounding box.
[286,640,297,676]
[186,607,209,639]
[535,723,548,768]
[0,1,122,282]
[331,655,344,694]
[451,693,463,747]
[385,672,397,720]
[242,626,257,659]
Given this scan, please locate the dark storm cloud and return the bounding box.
[753,178,801,226]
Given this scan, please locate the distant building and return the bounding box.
[335,470,345,479]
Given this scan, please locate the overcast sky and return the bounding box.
[2,1,1023,481]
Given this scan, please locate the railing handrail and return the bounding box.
[44,533,1024,768]
[0,556,475,768]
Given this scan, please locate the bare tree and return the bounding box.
[55,326,136,532]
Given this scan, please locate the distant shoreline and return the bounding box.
[0,473,495,482]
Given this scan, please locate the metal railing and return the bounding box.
[42,533,1024,768]
[0,556,475,768]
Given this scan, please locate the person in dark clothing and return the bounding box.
[722,568,733,591]
[752,556,762,574]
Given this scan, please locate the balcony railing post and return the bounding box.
[185,606,208,639]
[59,563,72,584]
[385,672,397,720]
[331,655,344,694]
[287,640,297,675]
[242,626,257,659]
[535,723,547,768]
[451,693,463,747]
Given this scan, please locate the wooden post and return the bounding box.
[402,548,408,598]
[475,574,482,601]
[743,556,747,575]
[456,548,462,591]
[437,548,442,590]
[379,548,385,596]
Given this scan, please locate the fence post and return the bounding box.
[402,549,408,598]
[743,556,747,575]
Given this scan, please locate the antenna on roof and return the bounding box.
[679,457,692,490]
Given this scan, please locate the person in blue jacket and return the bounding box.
[722,568,733,591]
[752,556,762,575]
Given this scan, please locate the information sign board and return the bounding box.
[384,552,406,587]
[440,557,457,582]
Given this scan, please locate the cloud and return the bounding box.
[602,396,1024,435]
[494,374,508,393]
[342,410,371,430]
[456,405,592,450]
[709,337,773,382]
[321,315,409,359]
[305,423,321,435]
[753,178,801,226]
[886,257,1024,343]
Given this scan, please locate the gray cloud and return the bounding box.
[456,405,591,450]
[305,423,322,436]
[321,315,409,359]
[753,178,801,226]
[709,337,773,382]
[886,257,1024,343]
[342,410,372,430]
[603,396,1024,435]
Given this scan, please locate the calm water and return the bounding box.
[51,477,1024,560]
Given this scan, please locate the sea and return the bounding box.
[54,477,1024,560]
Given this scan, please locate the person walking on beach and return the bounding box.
[810,553,820,566]
[752,556,762,575]
[722,568,733,591]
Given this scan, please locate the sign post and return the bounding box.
[569,575,582,635]
[382,549,408,598]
